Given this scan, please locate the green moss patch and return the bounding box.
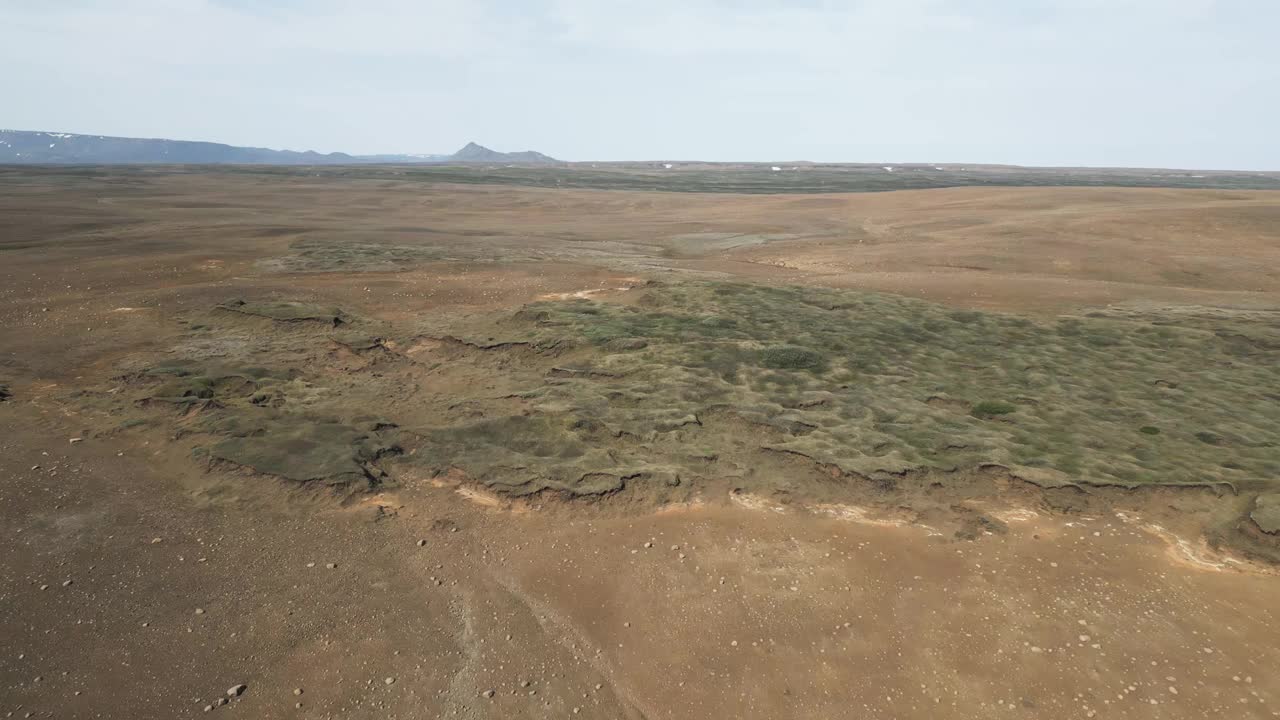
[217,299,348,326]
[429,281,1280,492]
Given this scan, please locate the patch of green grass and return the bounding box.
[971,401,1017,419]
[758,346,827,372]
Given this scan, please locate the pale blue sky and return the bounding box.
[3,0,1277,168]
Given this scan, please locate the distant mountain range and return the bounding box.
[0,130,558,165]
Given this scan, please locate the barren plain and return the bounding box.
[2,166,1280,719]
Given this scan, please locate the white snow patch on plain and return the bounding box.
[49,143,55,148]
[770,166,782,171]
[663,163,673,169]
[883,166,894,172]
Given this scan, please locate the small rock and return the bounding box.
[195,608,205,615]
[520,680,530,688]
[643,541,652,548]
[227,684,247,697]
[482,689,495,699]
[294,688,303,695]
[69,437,83,444]
[216,697,228,707]
[203,705,213,713]
[384,677,395,685]
[62,579,73,587]
[326,563,337,570]
[417,539,427,547]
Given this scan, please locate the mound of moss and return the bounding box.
[208,416,400,488]
[1252,494,1280,535]
[218,299,347,326]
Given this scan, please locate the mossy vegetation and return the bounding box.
[431,281,1280,492]
[108,283,1280,500]
[971,401,1017,419]
[217,299,348,325]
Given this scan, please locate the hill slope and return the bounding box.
[449,141,559,164]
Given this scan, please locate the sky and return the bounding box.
[3,0,1278,168]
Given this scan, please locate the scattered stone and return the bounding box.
[520,680,530,688]
[61,579,73,587]
[195,608,205,615]
[68,437,83,444]
[482,689,495,699]
[643,542,652,548]
[203,705,213,713]
[417,539,427,547]
[326,563,337,570]
[227,684,247,697]
[384,677,395,685]
[294,688,303,695]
